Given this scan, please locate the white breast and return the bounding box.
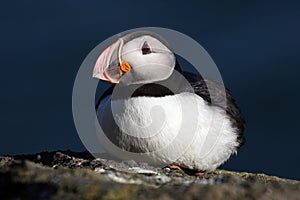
[97,92,239,172]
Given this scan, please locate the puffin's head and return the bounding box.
[93,31,176,85]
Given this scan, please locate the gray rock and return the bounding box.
[0,151,299,200]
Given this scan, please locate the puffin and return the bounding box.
[93,31,245,175]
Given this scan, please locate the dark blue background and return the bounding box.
[1,1,300,180]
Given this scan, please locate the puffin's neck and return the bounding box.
[131,60,184,98]
[131,83,175,98]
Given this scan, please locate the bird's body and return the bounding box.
[94,31,245,173]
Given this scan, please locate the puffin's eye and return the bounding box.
[141,41,151,55]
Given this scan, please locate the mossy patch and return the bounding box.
[102,185,138,200]
[1,151,299,200]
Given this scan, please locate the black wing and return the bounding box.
[182,72,245,148]
[95,71,246,148]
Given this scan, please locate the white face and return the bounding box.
[93,33,176,85]
[119,35,176,85]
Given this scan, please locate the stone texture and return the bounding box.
[0,151,299,200]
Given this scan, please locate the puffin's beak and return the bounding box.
[93,39,124,83]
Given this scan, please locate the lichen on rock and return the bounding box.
[0,151,299,200]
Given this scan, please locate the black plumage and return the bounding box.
[96,60,245,148]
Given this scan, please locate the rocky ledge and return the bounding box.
[0,150,299,200]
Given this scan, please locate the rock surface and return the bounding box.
[0,150,299,200]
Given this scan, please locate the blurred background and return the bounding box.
[1,1,299,180]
